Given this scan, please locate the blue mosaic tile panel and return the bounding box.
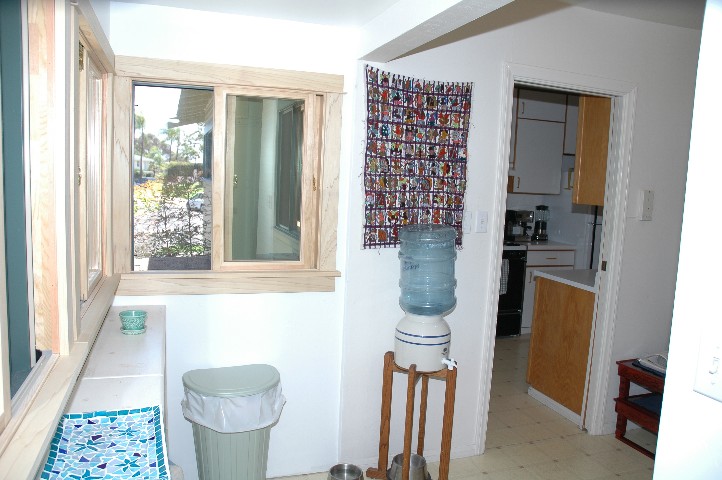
[41,405,168,479]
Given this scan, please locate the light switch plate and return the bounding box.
[694,332,722,402]
[475,211,488,233]
[640,189,654,221]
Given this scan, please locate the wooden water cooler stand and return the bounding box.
[366,351,458,480]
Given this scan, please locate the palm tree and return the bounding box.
[134,113,146,178]
[163,127,180,162]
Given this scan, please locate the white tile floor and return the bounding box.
[476,335,656,479]
[284,335,657,480]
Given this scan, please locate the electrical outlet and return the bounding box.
[694,333,722,403]
[640,189,654,221]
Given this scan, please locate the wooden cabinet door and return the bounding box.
[521,265,574,330]
[509,119,564,194]
[527,277,595,415]
[573,95,611,206]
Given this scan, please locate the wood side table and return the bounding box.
[614,359,665,459]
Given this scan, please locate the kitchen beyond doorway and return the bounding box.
[493,83,610,429]
[482,61,639,447]
[506,85,604,271]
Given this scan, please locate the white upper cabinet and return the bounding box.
[508,88,572,195]
[517,88,567,121]
[509,87,518,167]
[564,94,579,155]
[509,118,564,194]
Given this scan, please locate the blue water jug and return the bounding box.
[398,225,457,316]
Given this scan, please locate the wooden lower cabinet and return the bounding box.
[526,277,595,415]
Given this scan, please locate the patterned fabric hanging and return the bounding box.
[363,66,473,248]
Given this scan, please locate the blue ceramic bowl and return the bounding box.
[119,310,147,331]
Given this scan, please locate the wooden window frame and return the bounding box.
[112,57,343,295]
[77,43,107,302]
[0,1,118,476]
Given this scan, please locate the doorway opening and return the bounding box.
[478,62,638,452]
[498,82,610,426]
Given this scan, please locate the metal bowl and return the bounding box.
[328,463,364,480]
[387,453,429,480]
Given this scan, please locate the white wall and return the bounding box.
[108,2,358,75]
[107,0,701,476]
[339,0,700,466]
[109,3,358,478]
[89,0,110,37]
[655,1,722,477]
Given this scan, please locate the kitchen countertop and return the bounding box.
[503,240,577,251]
[534,269,598,293]
[520,240,577,251]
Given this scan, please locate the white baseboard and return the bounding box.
[528,386,583,427]
[345,443,480,473]
[598,420,617,436]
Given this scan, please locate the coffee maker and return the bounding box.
[531,205,549,242]
[504,210,534,242]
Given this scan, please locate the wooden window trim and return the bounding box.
[112,57,343,295]
[0,1,118,476]
[78,40,107,302]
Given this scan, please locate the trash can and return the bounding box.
[181,364,286,480]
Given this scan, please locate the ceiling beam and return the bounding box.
[359,0,514,62]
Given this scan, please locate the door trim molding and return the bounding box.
[585,85,636,435]
[477,62,636,451]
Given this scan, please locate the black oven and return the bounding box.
[496,246,527,337]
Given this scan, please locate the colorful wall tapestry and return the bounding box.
[364,66,473,248]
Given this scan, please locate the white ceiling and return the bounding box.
[110,0,706,30]
[558,0,705,30]
[109,0,402,27]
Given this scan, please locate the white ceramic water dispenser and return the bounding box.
[394,225,457,372]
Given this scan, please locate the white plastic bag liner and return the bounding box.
[181,364,286,433]
[182,381,285,433]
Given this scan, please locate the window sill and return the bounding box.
[0,275,119,477]
[116,269,341,295]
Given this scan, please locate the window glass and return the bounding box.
[0,0,33,397]
[132,84,213,271]
[224,95,303,262]
[84,57,103,290]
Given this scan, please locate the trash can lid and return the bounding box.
[182,364,280,397]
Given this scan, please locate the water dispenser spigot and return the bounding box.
[441,357,457,370]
